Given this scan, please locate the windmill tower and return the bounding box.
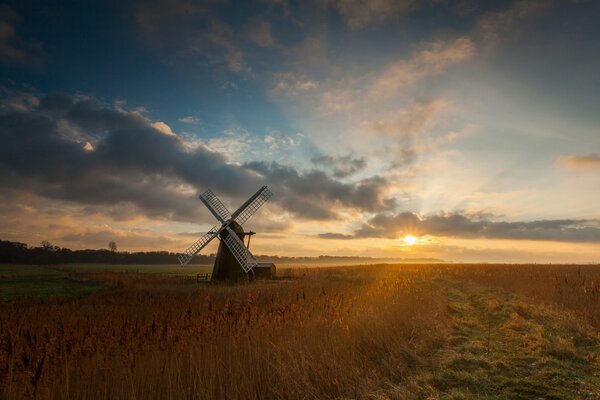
[178,186,273,282]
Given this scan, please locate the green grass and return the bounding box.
[0,264,109,301]
[401,281,600,399]
[0,264,216,301]
[60,263,214,275]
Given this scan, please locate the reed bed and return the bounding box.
[0,265,449,399]
[4,263,600,399]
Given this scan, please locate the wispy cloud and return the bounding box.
[249,20,276,47]
[135,1,250,73]
[272,72,319,96]
[557,154,600,171]
[475,0,551,49]
[0,6,41,65]
[334,0,415,30]
[365,98,450,138]
[370,37,475,98]
[178,116,199,124]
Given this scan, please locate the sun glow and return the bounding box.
[402,235,418,246]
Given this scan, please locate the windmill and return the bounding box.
[178,186,273,282]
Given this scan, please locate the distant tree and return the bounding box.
[41,240,53,250]
[108,241,118,253]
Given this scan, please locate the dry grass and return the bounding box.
[0,265,449,399]
[3,263,600,399]
[436,263,600,327]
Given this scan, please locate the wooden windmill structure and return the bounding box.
[178,186,274,282]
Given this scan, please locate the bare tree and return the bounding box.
[108,241,118,253]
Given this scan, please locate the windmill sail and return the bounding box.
[177,226,221,266]
[231,186,273,226]
[222,225,258,272]
[199,189,231,222]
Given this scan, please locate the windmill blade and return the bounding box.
[222,225,258,273]
[231,186,273,226]
[199,189,231,223]
[177,226,221,266]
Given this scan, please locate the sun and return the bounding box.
[402,235,418,246]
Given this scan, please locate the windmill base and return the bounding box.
[211,221,250,282]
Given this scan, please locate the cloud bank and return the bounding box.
[320,212,600,243]
[0,93,395,223]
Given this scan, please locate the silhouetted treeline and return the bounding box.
[0,240,213,265]
[0,240,445,265]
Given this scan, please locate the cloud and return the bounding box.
[152,121,176,136]
[475,0,551,49]
[272,73,319,96]
[320,211,600,243]
[178,116,199,124]
[0,87,40,112]
[60,227,182,249]
[366,98,450,137]
[263,131,302,151]
[311,153,366,178]
[244,161,396,219]
[557,154,600,171]
[0,93,257,222]
[334,0,415,30]
[370,37,475,98]
[0,6,41,65]
[0,92,397,224]
[249,20,276,47]
[318,232,354,239]
[135,1,249,73]
[200,129,257,160]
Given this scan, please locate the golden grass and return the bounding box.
[2,263,600,399]
[437,263,600,327]
[0,265,449,399]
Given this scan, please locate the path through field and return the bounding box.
[404,281,600,399]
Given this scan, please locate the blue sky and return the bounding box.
[1,0,599,262]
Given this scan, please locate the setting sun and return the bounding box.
[402,235,418,246]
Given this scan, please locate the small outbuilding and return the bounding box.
[252,263,276,279]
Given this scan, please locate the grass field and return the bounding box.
[58,263,214,275]
[0,265,109,301]
[1,263,600,399]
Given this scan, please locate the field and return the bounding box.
[0,265,109,301]
[1,263,600,399]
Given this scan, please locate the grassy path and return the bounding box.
[401,281,600,399]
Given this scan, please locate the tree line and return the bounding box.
[0,240,214,265]
[0,239,445,265]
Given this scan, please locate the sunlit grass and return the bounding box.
[2,263,600,399]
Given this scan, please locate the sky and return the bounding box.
[0,0,599,263]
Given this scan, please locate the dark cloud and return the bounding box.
[320,211,600,243]
[318,232,354,239]
[244,161,396,220]
[135,0,249,73]
[311,153,366,178]
[0,6,41,65]
[0,94,257,222]
[0,93,394,223]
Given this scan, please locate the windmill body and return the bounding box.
[212,220,247,281]
[178,186,273,282]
